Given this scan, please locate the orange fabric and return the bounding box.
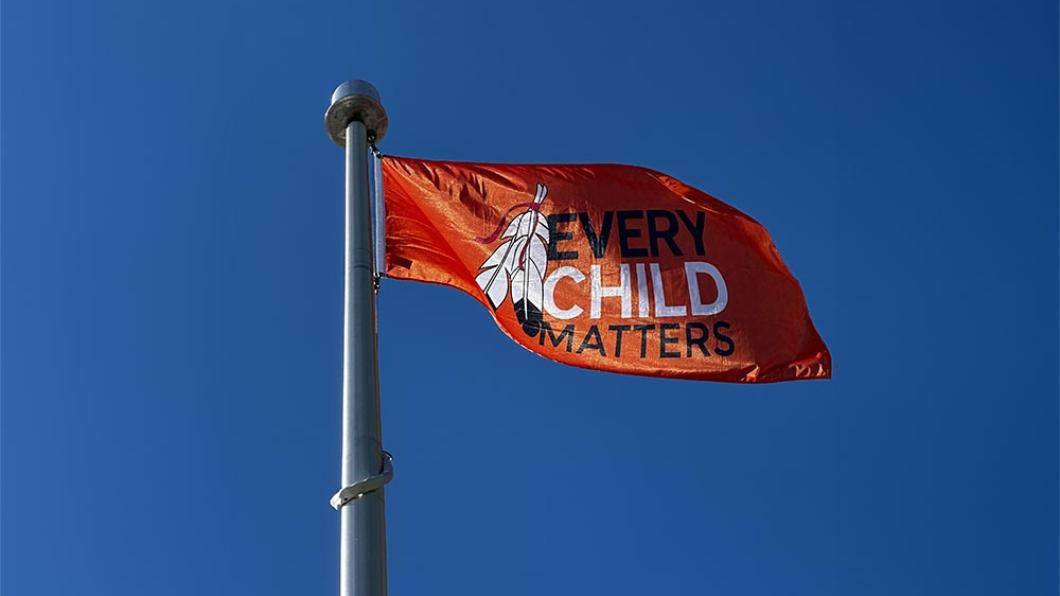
[383,156,830,383]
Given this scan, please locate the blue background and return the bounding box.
[4,0,1057,594]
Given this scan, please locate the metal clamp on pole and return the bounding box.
[329,451,394,510]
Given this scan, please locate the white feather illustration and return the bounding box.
[475,183,550,336]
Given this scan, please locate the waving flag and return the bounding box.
[381,156,830,383]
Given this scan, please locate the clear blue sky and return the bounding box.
[3,0,1057,594]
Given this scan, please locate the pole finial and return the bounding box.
[325,80,388,147]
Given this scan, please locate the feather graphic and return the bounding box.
[474,183,550,336]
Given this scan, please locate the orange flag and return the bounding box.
[382,156,830,383]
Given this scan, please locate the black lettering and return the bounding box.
[539,321,576,352]
[608,325,631,357]
[713,321,734,356]
[632,324,655,357]
[676,210,707,256]
[659,323,681,358]
[546,213,578,260]
[576,325,607,356]
[617,210,648,258]
[578,212,614,258]
[685,322,710,357]
[647,210,683,257]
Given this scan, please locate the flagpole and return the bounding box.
[325,80,391,596]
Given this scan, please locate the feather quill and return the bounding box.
[475,184,550,336]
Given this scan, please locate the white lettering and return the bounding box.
[591,264,631,319]
[650,263,687,317]
[685,262,728,315]
[543,266,585,320]
[635,263,650,318]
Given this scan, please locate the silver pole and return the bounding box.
[325,80,390,596]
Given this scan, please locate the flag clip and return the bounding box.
[329,451,394,510]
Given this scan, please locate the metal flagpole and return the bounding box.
[325,80,392,596]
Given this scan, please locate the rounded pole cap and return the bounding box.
[325,80,388,147]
